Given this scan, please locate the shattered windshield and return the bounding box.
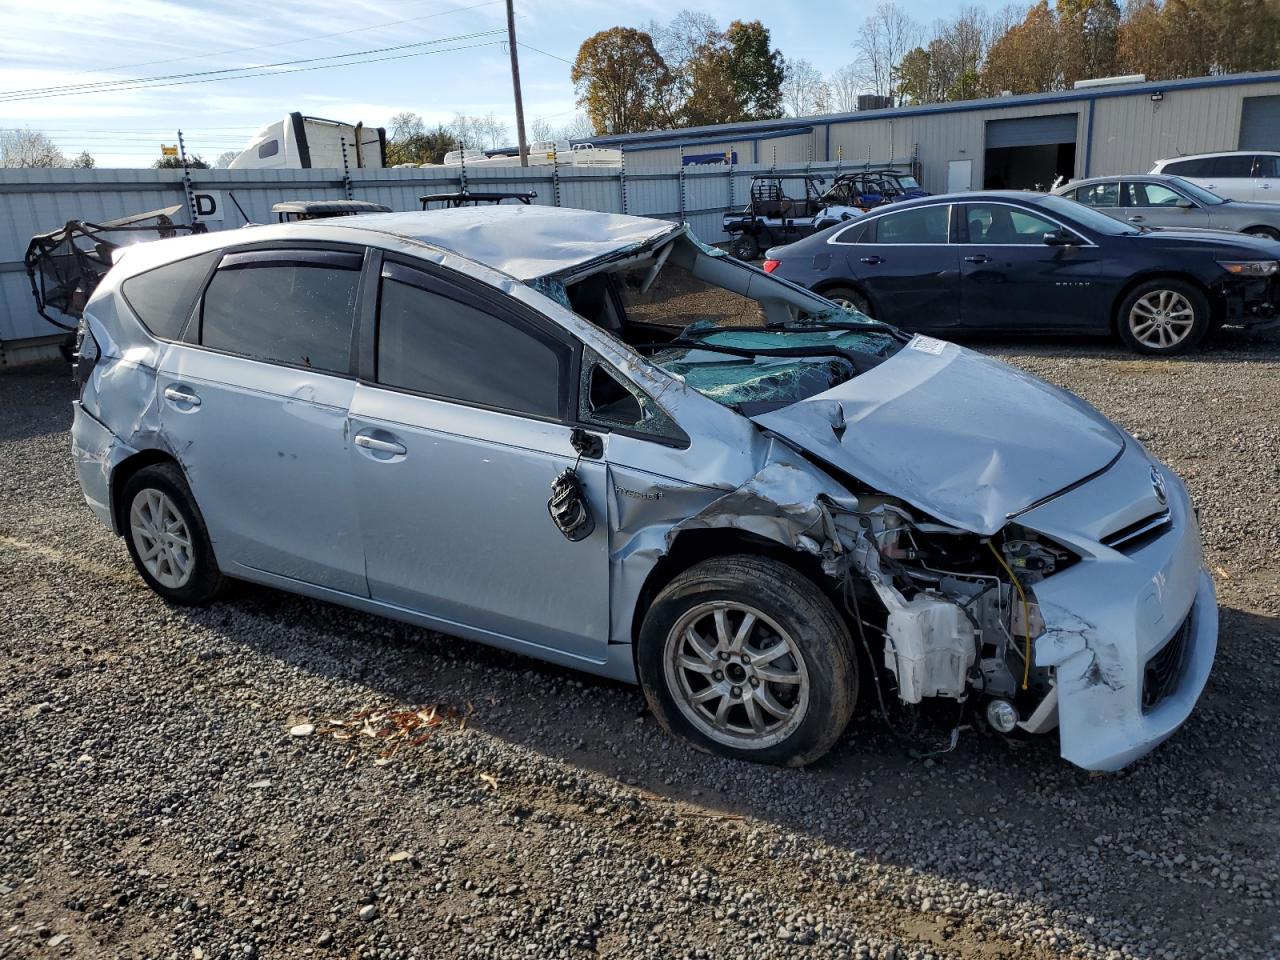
[588,238,904,415]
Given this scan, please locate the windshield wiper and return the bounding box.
[680,319,908,341]
[645,337,889,373]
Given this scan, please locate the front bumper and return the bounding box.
[1015,444,1218,771]
[1220,275,1280,325]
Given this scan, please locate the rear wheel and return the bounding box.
[122,463,224,604]
[1244,226,1280,240]
[1115,279,1209,355]
[637,555,857,767]
[822,285,873,318]
[729,232,760,261]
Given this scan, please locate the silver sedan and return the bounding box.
[1054,174,1280,239]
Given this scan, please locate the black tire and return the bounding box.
[636,555,857,767]
[121,462,225,605]
[1115,278,1210,356]
[822,284,873,318]
[1244,226,1280,240]
[729,232,760,261]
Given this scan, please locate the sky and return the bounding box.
[0,0,973,168]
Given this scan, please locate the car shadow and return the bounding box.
[168,579,1279,955]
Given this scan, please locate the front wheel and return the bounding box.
[1244,226,1280,240]
[729,232,760,261]
[636,556,857,767]
[1115,279,1209,355]
[122,462,225,604]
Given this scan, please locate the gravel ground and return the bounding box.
[2,329,1278,960]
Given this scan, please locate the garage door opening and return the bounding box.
[983,114,1078,190]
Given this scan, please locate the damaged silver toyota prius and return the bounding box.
[70,206,1217,771]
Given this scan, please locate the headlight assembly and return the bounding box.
[1217,259,1280,276]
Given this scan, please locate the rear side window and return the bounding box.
[833,219,873,244]
[1206,155,1253,177]
[376,263,567,420]
[1253,155,1279,177]
[875,205,950,244]
[1075,182,1119,207]
[200,249,361,373]
[121,251,219,341]
[1162,158,1207,177]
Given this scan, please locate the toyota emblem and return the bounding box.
[1150,466,1167,506]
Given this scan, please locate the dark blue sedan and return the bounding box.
[761,191,1280,354]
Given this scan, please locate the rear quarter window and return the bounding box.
[120,251,219,341]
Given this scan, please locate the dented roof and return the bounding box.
[301,206,681,280]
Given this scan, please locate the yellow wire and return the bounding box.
[987,539,1032,690]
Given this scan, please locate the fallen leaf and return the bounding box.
[478,773,499,792]
[388,851,412,863]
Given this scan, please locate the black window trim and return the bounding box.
[574,347,690,450]
[121,248,222,343]
[365,253,577,425]
[186,239,371,379]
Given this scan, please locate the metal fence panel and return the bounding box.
[1,160,850,347]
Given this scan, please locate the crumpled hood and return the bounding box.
[750,336,1124,535]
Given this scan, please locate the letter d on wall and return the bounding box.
[193,191,224,222]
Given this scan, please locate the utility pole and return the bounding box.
[506,0,529,167]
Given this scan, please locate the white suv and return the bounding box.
[1151,151,1280,202]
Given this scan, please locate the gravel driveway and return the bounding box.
[1,330,1277,960]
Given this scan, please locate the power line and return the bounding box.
[0,29,506,102]
[62,0,503,77]
[518,42,574,66]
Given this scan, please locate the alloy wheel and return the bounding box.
[663,601,810,749]
[1128,289,1196,350]
[129,488,194,589]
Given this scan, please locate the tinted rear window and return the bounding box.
[201,252,360,373]
[121,251,219,340]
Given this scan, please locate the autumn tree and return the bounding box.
[1058,0,1121,85]
[723,20,786,120]
[982,1,1063,93]
[572,27,671,135]
[154,154,209,169]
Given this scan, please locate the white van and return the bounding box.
[1150,151,1280,202]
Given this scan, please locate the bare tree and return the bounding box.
[829,64,862,113]
[854,2,921,105]
[389,111,426,142]
[561,113,596,140]
[1,128,67,168]
[529,116,554,142]
[215,150,238,168]
[781,58,832,117]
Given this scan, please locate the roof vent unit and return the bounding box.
[1073,74,1146,89]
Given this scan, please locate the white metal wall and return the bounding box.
[0,160,851,347]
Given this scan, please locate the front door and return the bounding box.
[347,259,611,660]
[843,203,961,329]
[157,246,368,594]
[958,202,1103,333]
[1123,180,1211,229]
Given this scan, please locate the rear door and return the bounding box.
[1199,155,1256,201]
[1067,180,1124,223]
[346,257,612,660]
[1251,154,1280,201]
[157,245,369,594]
[958,201,1104,333]
[833,203,960,329]
[1123,180,1211,229]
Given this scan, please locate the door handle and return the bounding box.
[963,254,992,264]
[1127,215,1145,222]
[859,255,884,265]
[163,385,201,407]
[354,434,406,456]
